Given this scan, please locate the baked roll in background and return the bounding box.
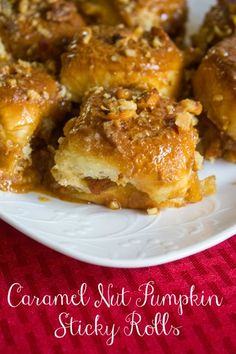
[0,60,70,191]
[193,35,236,162]
[61,25,184,101]
[76,0,187,38]
[192,0,236,55]
[52,87,215,210]
[0,0,85,64]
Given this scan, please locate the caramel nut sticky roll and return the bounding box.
[0,60,70,191]
[76,0,187,38]
[197,119,236,163]
[0,0,85,63]
[61,25,184,102]
[193,35,236,162]
[52,87,215,211]
[192,0,236,55]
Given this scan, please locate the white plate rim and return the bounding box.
[1,211,235,268]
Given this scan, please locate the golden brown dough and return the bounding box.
[0,60,70,191]
[193,35,236,162]
[0,0,85,64]
[61,25,184,102]
[192,0,236,55]
[52,87,215,210]
[76,0,187,38]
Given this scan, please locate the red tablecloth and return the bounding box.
[0,220,235,354]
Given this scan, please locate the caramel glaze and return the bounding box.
[61,25,184,102]
[0,0,85,65]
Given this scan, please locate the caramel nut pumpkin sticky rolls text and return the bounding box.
[52,87,215,211]
[0,60,70,191]
[76,0,187,38]
[61,25,184,102]
[0,0,85,63]
[193,36,236,162]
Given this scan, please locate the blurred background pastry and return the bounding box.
[0,60,70,191]
[192,0,236,56]
[193,35,236,162]
[76,0,187,40]
[61,25,184,101]
[0,0,85,67]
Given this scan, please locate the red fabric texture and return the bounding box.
[0,220,235,354]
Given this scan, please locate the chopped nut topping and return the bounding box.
[103,93,111,99]
[213,94,224,102]
[37,25,52,39]
[0,0,12,16]
[201,176,216,196]
[192,117,199,126]
[180,99,202,115]
[145,93,160,108]
[125,49,136,57]
[102,95,138,120]
[137,91,160,110]
[27,89,41,101]
[194,151,204,171]
[107,110,136,120]
[82,29,92,44]
[8,79,17,88]
[111,55,119,62]
[109,200,121,210]
[100,105,110,112]
[87,87,104,97]
[118,99,137,112]
[18,60,31,69]
[22,143,32,161]
[152,37,163,48]
[115,88,132,100]
[0,39,9,60]
[19,0,29,14]
[175,112,194,131]
[166,105,175,114]
[43,91,50,100]
[147,208,159,215]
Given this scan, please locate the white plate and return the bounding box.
[1,0,235,268]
